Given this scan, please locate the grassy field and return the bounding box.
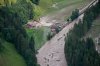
[0,41,27,66]
[38,0,91,16]
[33,0,92,20]
[86,16,100,38]
[26,27,50,50]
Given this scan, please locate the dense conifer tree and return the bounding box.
[65,2,100,66]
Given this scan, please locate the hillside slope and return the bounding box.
[39,0,91,15]
[0,0,38,66]
[0,41,27,66]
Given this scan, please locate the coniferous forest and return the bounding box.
[0,0,40,66]
[64,0,100,66]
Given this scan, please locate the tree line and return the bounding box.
[0,0,40,66]
[64,1,100,66]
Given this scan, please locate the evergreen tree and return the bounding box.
[70,9,79,21]
[30,0,40,5]
[64,2,100,66]
[47,33,52,40]
[29,37,35,52]
[0,5,37,66]
[0,38,3,52]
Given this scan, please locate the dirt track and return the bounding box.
[37,14,84,66]
[36,0,98,66]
